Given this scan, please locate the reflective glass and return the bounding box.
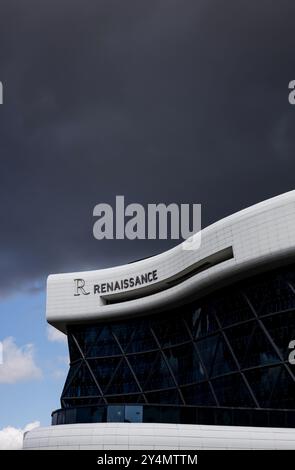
[151,315,190,348]
[164,343,205,385]
[181,382,216,406]
[106,358,139,394]
[212,373,255,407]
[263,312,295,360]
[62,264,295,422]
[189,304,219,339]
[214,292,254,326]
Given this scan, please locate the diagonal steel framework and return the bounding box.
[61,265,295,412]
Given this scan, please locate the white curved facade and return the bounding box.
[23,422,295,450]
[47,190,295,332]
[24,191,295,450]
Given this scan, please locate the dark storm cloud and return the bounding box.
[0,0,295,295]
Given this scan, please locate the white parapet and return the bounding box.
[23,422,295,450]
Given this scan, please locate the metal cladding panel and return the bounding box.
[46,191,295,331]
[23,423,295,450]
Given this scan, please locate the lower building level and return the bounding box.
[23,422,295,450]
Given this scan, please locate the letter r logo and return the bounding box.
[74,278,90,296]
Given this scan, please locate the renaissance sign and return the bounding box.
[74,269,158,296]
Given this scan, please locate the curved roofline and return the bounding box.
[47,190,295,330]
[51,190,295,278]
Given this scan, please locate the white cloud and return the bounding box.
[0,421,40,450]
[0,337,42,384]
[47,325,67,344]
[51,369,67,379]
[57,355,70,365]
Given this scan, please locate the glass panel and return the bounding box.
[189,304,219,339]
[62,397,103,407]
[128,352,158,388]
[246,365,295,409]
[89,326,121,357]
[181,382,216,406]
[89,406,106,423]
[63,362,100,397]
[144,352,175,391]
[87,357,121,393]
[244,324,280,368]
[210,335,237,377]
[261,276,295,316]
[263,312,295,360]
[106,394,145,404]
[214,291,254,326]
[125,406,143,423]
[68,333,82,362]
[111,321,134,351]
[107,405,124,422]
[212,373,255,407]
[104,358,139,394]
[145,389,182,405]
[128,351,174,391]
[270,367,295,409]
[196,334,236,376]
[226,321,280,368]
[244,274,295,316]
[195,334,218,377]
[163,343,205,385]
[62,362,81,397]
[225,321,254,366]
[151,315,190,348]
[125,320,157,353]
[71,325,101,356]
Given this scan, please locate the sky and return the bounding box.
[1,0,295,448]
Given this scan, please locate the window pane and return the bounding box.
[226,322,280,368]
[128,352,158,389]
[263,312,295,360]
[89,326,121,357]
[87,357,121,393]
[145,389,182,405]
[151,315,190,348]
[246,365,295,409]
[164,343,205,385]
[106,394,145,404]
[105,358,139,394]
[181,382,216,406]
[195,334,219,376]
[125,320,157,353]
[244,274,295,316]
[71,325,103,356]
[214,291,254,326]
[189,304,219,339]
[212,374,255,407]
[63,362,100,397]
[68,333,81,362]
[144,352,175,391]
[211,336,237,377]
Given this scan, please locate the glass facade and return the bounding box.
[54,264,295,427]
